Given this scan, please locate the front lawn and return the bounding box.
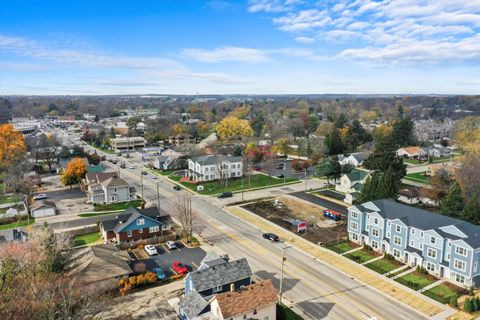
[422,282,467,304]
[395,271,437,290]
[86,142,115,154]
[365,257,403,274]
[93,199,142,212]
[0,218,35,230]
[72,232,102,247]
[169,173,299,195]
[0,195,22,205]
[344,249,378,263]
[277,303,304,320]
[405,172,431,184]
[325,241,359,254]
[150,168,177,176]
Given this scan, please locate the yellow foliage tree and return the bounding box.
[216,116,253,140]
[372,124,393,142]
[360,110,377,124]
[228,105,251,119]
[339,127,349,145]
[61,157,87,187]
[170,124,187,135]
[274,138,292,156]
[454,116,480,157]
[0,124,26,167]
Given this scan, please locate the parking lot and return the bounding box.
[128,241,206,277]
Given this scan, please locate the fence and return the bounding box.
[116,231,177,250]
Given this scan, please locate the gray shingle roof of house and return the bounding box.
[189,258,252,293]
[178,291,209,319]
[351,152,368,162]
[191,155,243,166]
[199,251,227,269]
[103,177,129,188]
[358,199,480,248]
[346,169,370,182]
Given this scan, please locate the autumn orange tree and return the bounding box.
[0,124,26,168]
[216,116,253,140]
[61,157,87,187]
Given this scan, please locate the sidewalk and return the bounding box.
[225,205,451,318]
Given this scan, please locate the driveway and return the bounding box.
[129,242,207,277]
[290,191,349,216]
[39,187,85,201]
[256,159,315,179]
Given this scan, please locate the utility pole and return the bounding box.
[140,173,144,200]
[156,181,161,213]
[279,245,291,305]
[283,162,286,184]
[304,168,307,191]
[241,175,244,201]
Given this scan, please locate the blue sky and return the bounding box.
[1,0,479,95]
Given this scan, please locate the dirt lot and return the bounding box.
[242,195,347,245]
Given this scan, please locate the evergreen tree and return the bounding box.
[440,182,465,218]
[324,128,345,155]
[462,194,480,225]
[330,156,342,183]
[379,166,397,199]
[357,171,381,203]
[391,117,416,148]
[335,113,349,128]
[364,137,406,183]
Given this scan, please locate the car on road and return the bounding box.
[129,164,137,169]
[153,267,166,280]
[144,245,158,256]
[277,174,285,178]
[33,194,47,201]
[141,170,148,175]
[166,240,177,250]
[263,233,279,242]
[217,192,233,198]
[172,261,188,275]
[276,163,285,169]
[151,175,158,179]
[173,185,181,191]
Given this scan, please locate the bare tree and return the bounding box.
[173,194,193,243]
[37,133,61,171]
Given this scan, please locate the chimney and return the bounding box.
[230,283,235,292]
[140,200,146,210]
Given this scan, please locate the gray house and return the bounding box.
[84,172,136,204]
[348,199,480,288]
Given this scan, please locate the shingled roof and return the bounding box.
[99,206,171,233]
[215,280,278,318]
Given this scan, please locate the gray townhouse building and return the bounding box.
[348,199,480,288]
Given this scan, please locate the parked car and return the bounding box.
[172,261,188,275]
[166,240,177,250]
[151,175,158,179]
[277,174,285,178]
[173,185,181,191]
[218,192,233,199]
[33,194,47,201]
[153,267,166,280]
[144,244,158,256]
[112,159,118,164]
[276,163,285,169]
[263,233,279,242]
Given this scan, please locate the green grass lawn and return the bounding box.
[422,283,467,304]
[169,173,299,195]
[395,271,437,290]
[0,218,35,230]
[365,257,403,274]
[0,208,7,215]
[87,142,115,154]
[344,249,378,263]
[93,199,142,212]
[72,232,102,247]
[325,241,358,254]
[405,172,431,184]
[0,195,22,205]
[404,159,422,165]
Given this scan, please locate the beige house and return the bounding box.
[84,172,136,204]
[110,136,146,152]
[210,279,278,320]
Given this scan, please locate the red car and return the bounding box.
[172,261,188,275]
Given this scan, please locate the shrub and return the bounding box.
[469,286,475,296]
[363,244,372,251]
[449,295,458,308]
[472,297,479,312]
[464,298,473,313]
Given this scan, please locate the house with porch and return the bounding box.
[348,199,480,288]
[99,206,172,243]
[83,172,136,204]
[186,155,243,183]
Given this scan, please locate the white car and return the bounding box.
[144,245,158,256]
[33,194,47,201]
[151,175,158,179]
[166,241,177,250]
[129,164,137,169]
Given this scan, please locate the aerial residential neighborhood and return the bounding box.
[1,1,480,320]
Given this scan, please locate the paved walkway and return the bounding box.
[392,267,416,280]
[342,246,363,255]
[386,265,410,277]
[421,279,445,292]
[362,255,384,265]
[225,205,451,318]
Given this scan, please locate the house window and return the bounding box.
[374,217,378,225]
[137,219,145,226]
[372,228,379,237]
[430,236,436,244]
[420,244,423,250]
[114,188,117,192]
[455,246,467,257]
[352,233,359,241]
[393,249,401,258]
[253,309,258,315]
[388,221,391,226]
[455,273,465,284]
[127,230,132,237]
[426,262,436,272]
[454,259,466,272]
[371,240,379,249]
[243,315,247,320]
[149,226,159,233]
[213,285,222,293]
[411,228,415,235]
[351,212,358,219]
[427,248,437,259]
[350,222,358,231]
[420,232,424,237]
[410,240,415,247]
[386,232,390,239]
[396,225,401,232]
[394,236,401,246]
[447,253,451,260]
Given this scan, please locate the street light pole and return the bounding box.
[283,163,286,184]
[279,245,291,305]
[304,168,307,191]
[156,181,160,213]
[140,173,144,200]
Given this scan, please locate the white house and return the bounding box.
[30,200,57,218]
[396,146,426,159]
[84,172,136,204]
[186,155,243,183]
[336,169,371,204]
[339,152,369,167]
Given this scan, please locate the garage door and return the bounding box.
[32,208,55,218]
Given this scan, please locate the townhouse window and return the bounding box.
[351,212,358,219]
[386,232,390,239]
[127,230,132,237]
[396,225,401,232]
[374,217,378,225]
[388,221,391,226]
[427,248,437,259]
[114,188,117,192]
[447,253,451,260]
[474,262,478,272]
[350,222,358,231]
[371,240,379,249]
[420,244,423,250]
[455,273,465,284]
[426,262,436,272]
[411,228,415,235]
[213,285,222,293]
[455,246,467,257]
[394,236,401,246]
[454,259,466,272]
[149,226,159,233]
[393,249,401,258]
[430,236,436,245]
[352,233,359,241]
[372,228,379,237]
[420,232,424,237]
[137,219,145,226]
[410,240,415,247]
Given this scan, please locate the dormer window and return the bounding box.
[430,236,436,244]
[137,218,145,226]
[396,225,401,232]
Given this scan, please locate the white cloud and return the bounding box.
[181,46,270,63]
[274,9,331,31]
[247,0,289,13]
[295,36,315,43]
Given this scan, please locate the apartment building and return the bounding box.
[110,136,146,152]
[348,199,480,288]
[186,155,243,183]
